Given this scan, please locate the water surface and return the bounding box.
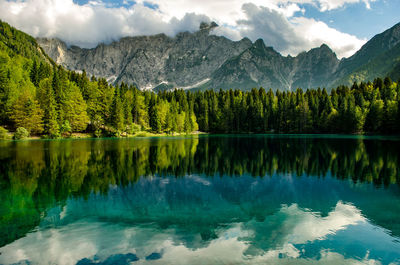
[0,135,400,265]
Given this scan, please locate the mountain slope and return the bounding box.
[291,44,340,89]
[37,21,400,91]
[332,22,400,86]
[0,19,53,64]
[204,39,291,90]
[38,22,253,90]
[334,42,400,86]
[206,41,339,90]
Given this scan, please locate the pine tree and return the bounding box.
[132,88,149,130]
[122,89,133,127]
[365,99,384,132]
[110,87,125,132]
[149,94,161,133]
[0,52,9,124]
[29,60,39,87]
[38,78,59,137]
[62,82,89,132]
[86,81,104,130]
[169,98,178,133]
[11,91,43,134]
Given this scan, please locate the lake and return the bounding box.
[0,135,400,265]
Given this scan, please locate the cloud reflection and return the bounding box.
[0,201,392,265]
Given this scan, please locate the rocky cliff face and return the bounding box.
[206,40,339,90]
[37,22,400,91]
[38,23,253,90]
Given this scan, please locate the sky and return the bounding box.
[0,0,399,58]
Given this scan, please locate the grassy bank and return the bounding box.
[0,130,206,141]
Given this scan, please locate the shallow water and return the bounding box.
[0,135,400,265]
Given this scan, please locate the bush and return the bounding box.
[14,127,29,140]
[103,126,119,137]
[127,123,141,134]
[135,132,149,137]
[94,129,102,138]
[0,126,10,140]
[61,120,72,137]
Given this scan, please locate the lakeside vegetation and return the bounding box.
[1,20,400,139]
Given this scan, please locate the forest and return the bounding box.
[1,20,400,138]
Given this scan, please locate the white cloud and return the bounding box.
[235,3,307,54]
[139,0,377,20]
[317,0,377,11]
[0,0,210,48]
[290,16,367,58]
[0,0,371,57]
[213,3,366,58]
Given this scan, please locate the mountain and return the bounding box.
[38,22,252,90]
[37,22,400,91]
[332,22,400,86]
[204,40,339,90]
[0,20,53,65]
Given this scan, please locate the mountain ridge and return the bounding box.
[37,21,400,91]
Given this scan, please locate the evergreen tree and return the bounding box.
[149,94,161,133]
[365,99,384,132]
[11,91,43,134]
[38,78,59,137]
[62,82,89,132]
[110,87,125,132]
[29,60,39,87]
[122,89,134,127]
[0,52,9,124]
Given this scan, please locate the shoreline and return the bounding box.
[0,131,208,141]
[2,131,400,142]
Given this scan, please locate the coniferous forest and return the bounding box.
[1,20,400,139]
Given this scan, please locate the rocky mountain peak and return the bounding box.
[318,43,333,53]
[254,38,266,48]
[306,44,338,61]
[199,21,218,31]
[37,21,400,91]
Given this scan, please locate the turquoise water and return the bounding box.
[0,135,400,264]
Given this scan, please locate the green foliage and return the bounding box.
[38,78,59,137]
[189,80,399,134]
[0,126,9,139]
[0,20,52,63]
[61,120,72,136]
[127,123,141,134]
[11,91,43,134]
[110,87,124,132]
[62,82,89,132]
[13,127,29,140]
[149,95,162,133]
[336,43,400,87]
[94,129,102,138]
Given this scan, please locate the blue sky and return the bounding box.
[1,0,399,58]
[298,0,400,39]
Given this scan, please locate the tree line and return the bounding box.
[0,57,200,138]
[193,77,400,134]
[1,51,400,137]
[1,20,400,137]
